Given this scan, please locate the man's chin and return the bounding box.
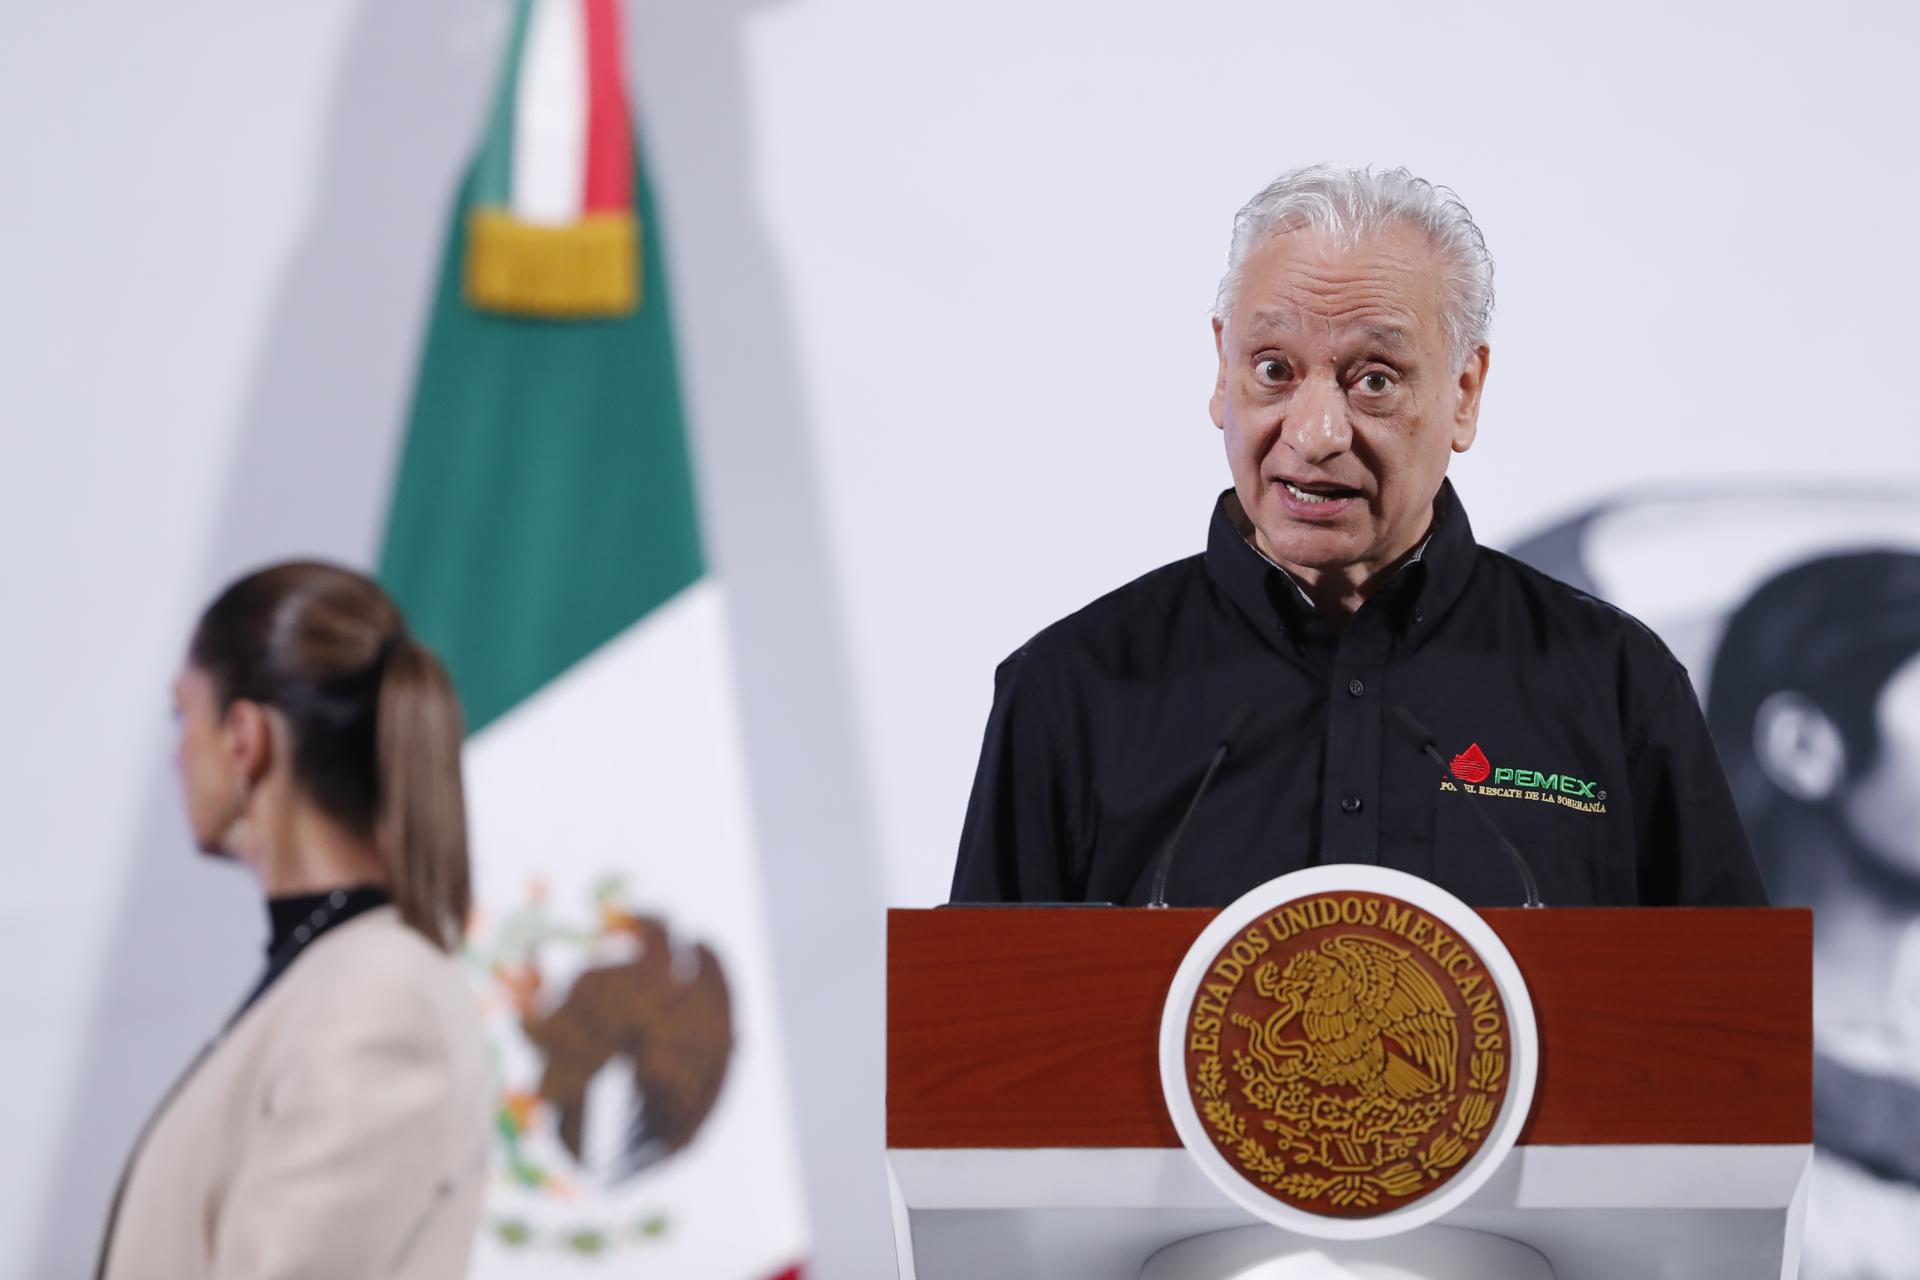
[1254,522,1369,576]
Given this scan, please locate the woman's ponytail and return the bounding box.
[192,561,473,952]
[375,636,471,951]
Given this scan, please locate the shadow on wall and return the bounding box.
[31,2,892,1277]
[624,3,893,1277]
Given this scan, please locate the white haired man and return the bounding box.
[950,164,1767,908]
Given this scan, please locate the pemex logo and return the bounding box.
[1443,742,1607,810]
[1450,743,1491,784]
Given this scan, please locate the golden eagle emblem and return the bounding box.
[1235,936,1457,1168]
[1184,892,1511,1216]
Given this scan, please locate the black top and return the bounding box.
[950,482,1769,908]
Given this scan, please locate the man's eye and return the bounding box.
[1256,359,1291,383]
[1357,371,1394,394]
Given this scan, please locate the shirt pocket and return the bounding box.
[1431,785,1611,907]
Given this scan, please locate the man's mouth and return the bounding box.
[1279,479,1363,506]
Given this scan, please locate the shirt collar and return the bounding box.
[1204,477,1478,643]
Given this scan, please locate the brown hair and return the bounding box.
[189,561,470,951]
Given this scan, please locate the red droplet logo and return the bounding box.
[1451,743,1491,783]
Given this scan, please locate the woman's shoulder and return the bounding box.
[265,906,487,1057]
[291,904,451,987]
[300,902,443,965]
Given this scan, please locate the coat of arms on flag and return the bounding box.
[467,877,735,1256]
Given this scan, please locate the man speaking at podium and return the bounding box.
[950,164,1767,910]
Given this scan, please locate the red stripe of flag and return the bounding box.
[580,0,634,212]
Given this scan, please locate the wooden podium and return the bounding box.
[887,907,1812,1280]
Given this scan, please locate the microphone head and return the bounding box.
[1386,703,1436,751]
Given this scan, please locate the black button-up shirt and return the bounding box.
[950,482,1769,908]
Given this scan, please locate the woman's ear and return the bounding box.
[223,698,276,790]
[1753,690,1847,802]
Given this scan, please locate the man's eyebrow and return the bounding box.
[1240,309,1296,334]
[1354,325,1415,351]
[1240,315,1416,351]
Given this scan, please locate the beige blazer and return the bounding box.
[100,906,493,1280]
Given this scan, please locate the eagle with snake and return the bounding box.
[508,911,733,1182]
[1235,933,1458,1111]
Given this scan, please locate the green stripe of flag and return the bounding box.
[378,140,703,733]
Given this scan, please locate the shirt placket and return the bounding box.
[1318,607,1391,865]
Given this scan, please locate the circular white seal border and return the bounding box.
[1157,865,1540,1240]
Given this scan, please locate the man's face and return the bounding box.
[1210,222,1488,588]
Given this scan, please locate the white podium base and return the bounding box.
[1139,1225,1553,1280]
[889,1144,1811,1280]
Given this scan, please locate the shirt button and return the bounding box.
[1340,795,1363,814]
[1347,678,1365,697]
[1413,608,1425,625]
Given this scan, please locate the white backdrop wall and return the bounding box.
[2,3,1916,1278]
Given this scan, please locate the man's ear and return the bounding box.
[1450,344,1490,454]
[1210,316,1228,430]
[1753,690,1847,802]
[224,699,276,790]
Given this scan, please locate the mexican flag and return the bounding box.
[378,1,808,1275]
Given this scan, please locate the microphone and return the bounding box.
[1146,702,1255,908]
[1386,704,1545,909]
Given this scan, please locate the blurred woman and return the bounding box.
[96,562,491,1280]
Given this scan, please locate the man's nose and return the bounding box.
[1281,376,1352,464]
